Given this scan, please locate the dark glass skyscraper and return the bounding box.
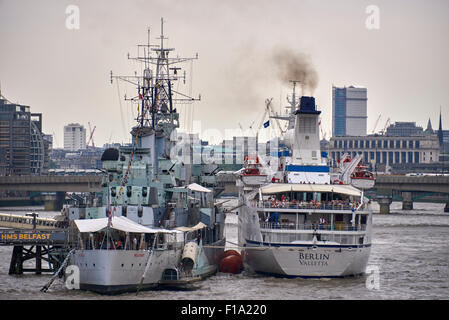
[332,86,367,137]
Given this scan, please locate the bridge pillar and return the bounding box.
[43,192,66,211]
[377,196,392,214]
[402,192,413,210]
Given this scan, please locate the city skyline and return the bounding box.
[0,0,448,148]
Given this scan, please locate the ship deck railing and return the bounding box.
[259,201,363,211]
[259,221,367,232]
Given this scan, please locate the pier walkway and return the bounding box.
[0,229,69,275]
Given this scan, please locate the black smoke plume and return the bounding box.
[271,47,319,95]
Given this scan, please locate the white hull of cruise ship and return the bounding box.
[238,202,372,278]
[242,239,371,277]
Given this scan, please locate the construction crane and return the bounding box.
[86,122,96,149]
[371,114,382,134]
[254,98,281,140]
[266,98,285,136]
[380,118,391,135]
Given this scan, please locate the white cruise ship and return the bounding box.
[237,85,372,278]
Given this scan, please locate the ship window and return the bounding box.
[138,207,143,218]
[127,186,132,197]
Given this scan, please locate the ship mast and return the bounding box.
[110,18,200,135]
[271,80,301,130]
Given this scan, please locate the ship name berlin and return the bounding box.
[299,253,330,266]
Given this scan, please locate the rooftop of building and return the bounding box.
[332,85,366,89]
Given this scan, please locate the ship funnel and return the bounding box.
[295,96,320,115]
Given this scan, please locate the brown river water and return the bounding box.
[0,200,448,300]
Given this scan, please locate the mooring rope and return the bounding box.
[136,236,157,296]
[40,248,76,292]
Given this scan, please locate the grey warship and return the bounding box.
[65,19,226,294]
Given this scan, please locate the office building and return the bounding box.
[0,94,48,175]
[64,123,86,151]
[329,134,440,174]
[332,85,367,137]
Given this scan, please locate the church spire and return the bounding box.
[425,118,433,133]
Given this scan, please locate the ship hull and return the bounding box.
[71,238,226,294]
[71,249,181,294]
[238,203,372,278]
[243,240,371,277]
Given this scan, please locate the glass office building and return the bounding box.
[332,86,367,137]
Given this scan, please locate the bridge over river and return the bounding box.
[371,175,449,213]
[0,174,448,213]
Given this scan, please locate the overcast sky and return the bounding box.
[1,0,448,147]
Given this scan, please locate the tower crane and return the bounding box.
[380,118,391,135]
[86,122,96,149]
[371,114,382,134]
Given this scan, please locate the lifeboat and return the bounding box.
[241,156,268,185]
[350,163,375,189]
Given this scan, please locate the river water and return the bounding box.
[0,200,448,300]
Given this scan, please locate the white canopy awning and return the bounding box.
[260,183,362,197]
[175,221,207,232]
[74,216,175,234]
[186,183,212,193]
